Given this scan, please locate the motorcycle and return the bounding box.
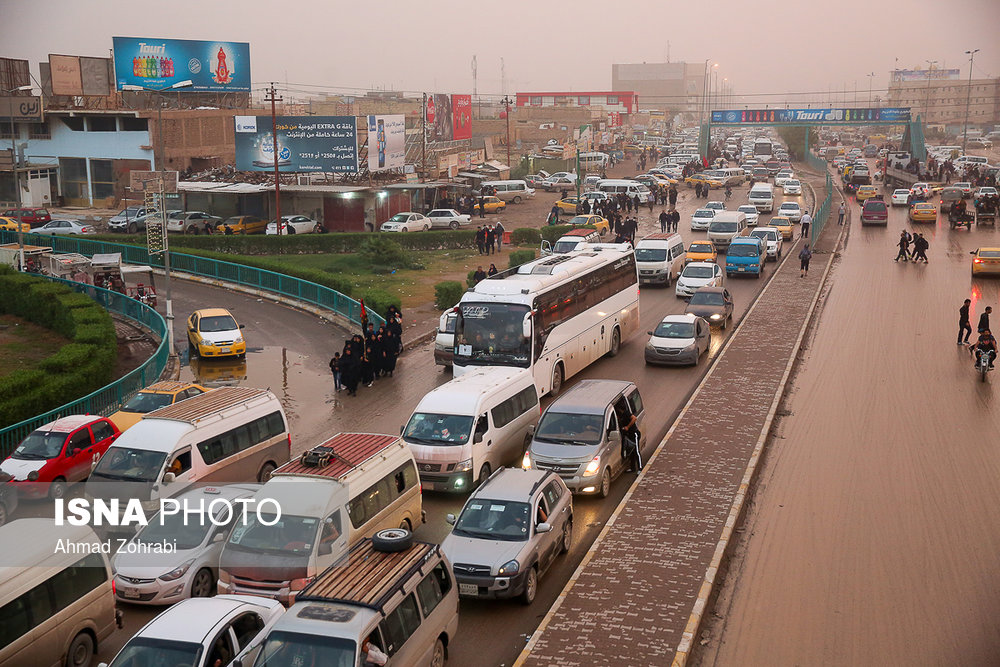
[975,348,993,382]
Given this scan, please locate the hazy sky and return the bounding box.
[5,0,999,105]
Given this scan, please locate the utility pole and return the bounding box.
[472,55,478,120]
[923,60,938,125]
[500,95,512,171]
[421,92,427,183]
[867,72,876,106]
[962,49,980,155]
[265,83,283,234]
[3,84,32,271]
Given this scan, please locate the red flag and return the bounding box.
[359,298,369,334]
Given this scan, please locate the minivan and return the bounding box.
[403,367,539,491]
[748,183,774,212]
[479,180,535,204]
[523,379,647,498]
[718,167,746,186]
[597,179,650,198]
[707,211,749,249]
[256,531,458,667]
[0,519,121,667]
[218,433,423,605]
[725,237,765,278]
[635,233,686,286]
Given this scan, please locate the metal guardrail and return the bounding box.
[0,231,383,328]
[811,171,834,245]
[0,276,169,457]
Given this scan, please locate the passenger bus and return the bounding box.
[753,137,774,161]
[449,244,639,396]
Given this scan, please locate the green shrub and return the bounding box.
[508,250,536,268]
[359,289,401,320]
[434,281,465,310]
[359,236,407,268]
[466,269,477,288]
[511,227,542,246]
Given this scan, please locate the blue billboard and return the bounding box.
[112,37,251,92]
[711,107,911,124]
[234,116,359,173]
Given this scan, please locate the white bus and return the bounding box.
[448,244,640,396]
[753,137,774,161]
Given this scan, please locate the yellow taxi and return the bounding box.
[855,185,878,203]
[685,173,723,189]
[685,240,718,264]
[187,307,247,358]
[770,216,795,239]
[567,214,610,236]
[909,202,937,223]
[108,381,208,431]
[0,217,31,232]
[647,172,679,186]
[218,215,267,235]
[189,355,248,387]
[473,196,506,214]
[555,197,584,215]
[971,248,1000,276]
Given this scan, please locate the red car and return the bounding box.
[1,207,51,228]
[0,415,120,499]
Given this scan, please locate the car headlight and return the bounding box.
[234,335,244,344]
[454,458,473,473]
[710,314,721,320]
[521,451,532,470]
[582,455,601,477]
[158,559,194,582]
[498,559,520,576]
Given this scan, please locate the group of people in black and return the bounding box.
[894,230,930,263]
[475,222,504,254]
[329,306,404,397]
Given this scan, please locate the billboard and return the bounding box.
[710,107,911,124]
[234,116,358,173]
[426,94,453,142]
[49,54,83,96]
[0,96,43,122]
[452,94,472,140]
[892,68,960,82]
[80,57,113,96]
[112,37,251,92]
[367,115,406,172]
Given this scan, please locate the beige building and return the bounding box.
[887,77,999,127]
[611,62,707,115]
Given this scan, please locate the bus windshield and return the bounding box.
[455,303,531,367]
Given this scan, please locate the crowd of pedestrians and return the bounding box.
[475,221,505,255]
[329,305,404,397]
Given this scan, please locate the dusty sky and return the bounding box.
[4,0,999,106]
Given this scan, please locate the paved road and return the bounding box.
[89,176,809,666]
[697,186,1000,665]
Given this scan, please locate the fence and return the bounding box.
[0,232,383,328]
[0,276,169,457]
[810,171,834,245]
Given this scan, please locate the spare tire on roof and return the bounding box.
[372,528,413,553]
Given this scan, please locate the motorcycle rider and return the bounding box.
[969,328,997,369]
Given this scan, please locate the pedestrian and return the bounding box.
[550,203,560,224]
[838,202,846,225]
[473,265,487,284]
[913,233,929,263]
[694,182,702,198]
[494,220,504,251]
[328,352,342,392]
[340,346,360,396]
[979,305,992,333]
[485,225,495,255]
[894,231,910,262]
[800,210,812,239]
[647,191,655,212]
[618,406,642,473]
[487,263,498,276]
[670,208,680,233]
[669,186,678,208]
[478,196,486,219]
[959,298,973,345]
[582,199,591,215]
[362,343,375,387]
[475,226,485,254]
[382,330,398,377]
[625,196,632,214]
[659,209,668,233]
[799,242,812,277]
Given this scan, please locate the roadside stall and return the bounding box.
[120,265,158,307]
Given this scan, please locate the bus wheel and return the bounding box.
[607,328,621,357]
[550,364,564,396]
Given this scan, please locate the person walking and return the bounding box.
[475,226,485,255]
[668,186,678,208]
[494,220,504,251]
[340,346,360,396]
[478,196,486,219]
[958,298,973,345]
[550,203,560,224]
[894,231,911,262]
[694,182,703,199]
[913,233,929,263]
[647,191,655,213]
[328,352,342,392]
[485,225,495,255]
[671,208,681,233]
[978,305,992,333]
[799,242,812,277]
[659,209,668,233]
[633,193,641,213]
[838,202,846,225]
[800,210,812,239]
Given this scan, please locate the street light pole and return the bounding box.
[265,84,283,235]
[962,49,980,155]
[867,72,876,106]
[500,95,512,172]
[3,84,32,271]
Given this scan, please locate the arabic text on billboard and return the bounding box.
[234,116,358,173]
[113,37,251,92]
[452,94,471,140]
[710,108,911,124]
[0,96,43,122]
[892,69,960,82]
[367,115,406,172]
[426,94,453,142]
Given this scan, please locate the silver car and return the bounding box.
[33,219,96,235]
[442,468,572,605]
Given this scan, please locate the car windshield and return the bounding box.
[738,207,757,215]
[227,513,320,554]
[689,243,713,253]
[121,391,174,413]
[109,638,202,667]
[690,291,725,306]
[535,412,604,445]
[167,211,185,219]
[653,321,695,338]
[750,231,775,241]
[91,447,167,483]
[552,240,581,253]
[134,507,214,550]
[254,631,356,667]
[119,207,140,217]
[454,499,531,541]
[569,216,593,226]
[635,248,667,262]
[403,413,474,445]
[694,210,713,218]
[199,315,238,332]
[709,222,738,232]
[865,202,887,212]
[388,214,408,222]
[683,265,715,278]
[13,431,66,459]
[786,180,800,186]
[727,244,757,257]
[780,205,798,211]
[894,190,909,195]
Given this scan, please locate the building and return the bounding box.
[887,69,999,128]
[514,92,639,115]
[611,62,707,115]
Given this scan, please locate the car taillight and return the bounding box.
[974,258,983,264]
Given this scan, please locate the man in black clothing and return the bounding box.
[485,226,495,255]
[659,209,668,233]
[478,197,486,218]
[670,209,680,233]
[473,265,487,284]
[970,328,997,368]
[958,298,972,345]
[978,305,992,333]
[668,186,678,208]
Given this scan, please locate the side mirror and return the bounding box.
[162,472,175,484]
[536,522,552,533]
[527,424,535,436]
[522,312,532,339]
[540,239,552,255]
[318,542,333,556]
[647,331,653,336]
[970,250,977,255]
[445,513,456,525]
[233,661,243,667]
[239,323,246,329]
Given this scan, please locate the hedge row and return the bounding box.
[0,267,117,428]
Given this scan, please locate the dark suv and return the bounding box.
[860,198,888,225]
[1,208,51,228]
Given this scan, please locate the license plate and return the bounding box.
[220,347,231,353]
[738,267,745,272]
[459,583,479,596]
[121,588,141,599]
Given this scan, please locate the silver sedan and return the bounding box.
[32,219,96,235]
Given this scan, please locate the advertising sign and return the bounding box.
[234,116,358,173]
[112,37,251,92]
[366,115,406,172]
[452,94,472,140]
[426,93,453,142]
[80,57,113,96]
[49,54,83,96]
[0,96,43,122]
[710,107,911,124]
[892,69,960,82]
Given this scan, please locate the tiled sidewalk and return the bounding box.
[518,208,841,666]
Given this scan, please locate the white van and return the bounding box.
[218,433,422,605]
[403,367,539,491]
[708,211,749,249]
[578,151,610,171]
[87,387,290,509]
[597,179,651,198]
[0,520,120,667]
[480,180,535,204]
[718,167,746,186]
[748,183,775,212]
[635,233,686,286]
[955,155,990,168]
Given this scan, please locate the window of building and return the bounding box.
[87,116,117,132]
[59,157,88,202]
[90,159,114,199]
[530,96,542,106]
[60,117,85,132]
[578,96,590,106]
[28,121,50,139]
[606,96,619,105]
[121,117,149,132]
[0,123,13,140]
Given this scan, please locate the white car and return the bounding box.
[32,219,96,235]
[781,179,802,195]
[675,261,724,298]
[910,182,930,198]
[890,189,911,206]
[774,171,795,187]
[974,137,993,149]
[265,215,320,235]
[749,226,783,260]
[644,313,710,366]
[102,595,284,667]
[542,175,577,193]
[737,205,760,226]
[426,208,471,229]
[380,212,430,232]
[776,201,802,222]
[166,211,222,234]
[690,208,716,231]
[976,187,998,199]
[112,484,262,605]
[705,201,726,212]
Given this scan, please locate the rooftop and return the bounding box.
[273,433,400,481]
